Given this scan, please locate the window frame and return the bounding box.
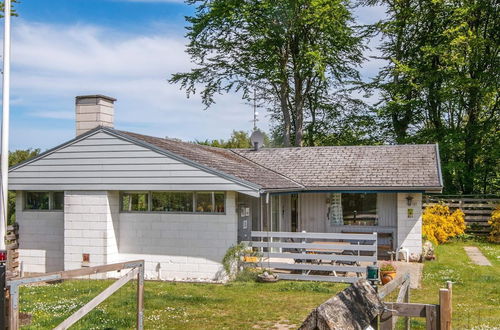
[23,191,64,212]
[341,192,378,226]
[119,191,226,215]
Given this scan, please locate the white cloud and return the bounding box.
[6,20,263,150]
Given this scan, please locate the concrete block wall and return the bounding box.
[16,192,64,273]
[397,192,423,259]
[64,191,119,271]
[117,191,237,281]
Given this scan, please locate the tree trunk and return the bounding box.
[280,82,292,147]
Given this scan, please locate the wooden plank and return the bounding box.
[383,303,435,317]
[263,262,366,273]
[440,288,452,330]
[251,231,377,240]
[251,241,377,251]
[278,273,360,283]
[426,305,439,330]
[378,272,410,299]
[54,268,138,330]
[8,260,144,285]
[265,252,377,263]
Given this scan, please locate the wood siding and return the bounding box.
[9,132,257,195]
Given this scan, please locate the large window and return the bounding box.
[341,193,377,226]
[25,191,64,211]
[152,192,193,212]
[120,191,225,214]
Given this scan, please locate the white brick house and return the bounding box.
[9,95,443,281]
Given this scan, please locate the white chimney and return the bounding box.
[75,94,116,136]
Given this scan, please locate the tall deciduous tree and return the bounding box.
[367,0,499,194]
[170,0,364,147]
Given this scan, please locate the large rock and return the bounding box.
[299,279,383,330]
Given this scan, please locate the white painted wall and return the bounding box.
[396,192,422,259]
[64,191,119,272]
[16,192,64,273]
[116,191,237,281]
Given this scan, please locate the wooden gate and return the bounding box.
[250,231,377,283]
[378,273,452,330]
[6,260,145,330]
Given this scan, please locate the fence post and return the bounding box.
[439,285,452,330]
[404,280,410,330]
[137,263,145,330]
[301,231,306,275]
[8,283,18,329]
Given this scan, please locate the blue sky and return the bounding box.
[2,0,386,150]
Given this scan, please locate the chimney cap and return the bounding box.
[75,94,117,103]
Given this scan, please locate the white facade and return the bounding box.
[396,192,423,259]
[17,190,236,280]
[16,192,64,273]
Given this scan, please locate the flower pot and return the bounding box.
[381,270,397,285]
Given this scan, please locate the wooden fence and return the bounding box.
[424,195,499,234]
[250,231,377,283]
[6,260,145,329]
[378,273,453,330]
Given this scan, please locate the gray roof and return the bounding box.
[117,130,302,190]
[233,145,442,190]
[117,130,442,192]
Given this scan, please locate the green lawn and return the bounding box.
[19,240,499,329]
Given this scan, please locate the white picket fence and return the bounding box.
[250,231,377,283]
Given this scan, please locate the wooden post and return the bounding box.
[426,305,438,330]
[404,281,410,330]
[440,285,452,330]
[137,264,144,330]
[8,284,18,330]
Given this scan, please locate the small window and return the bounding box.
[25,192,50,210]
[196,192,213,213]
[52,192,64,210]
[152,192,193,212]
[121,192,148,212]
[214,192,225,213]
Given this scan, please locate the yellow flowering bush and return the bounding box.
[422,203,465,245]
[488,205,500,243]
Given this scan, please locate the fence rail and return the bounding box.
[424,195,499,234]
[250,231,377,283]
[7,260,145,330]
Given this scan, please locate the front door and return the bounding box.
[237,203,251,242]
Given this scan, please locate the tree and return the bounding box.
[170,0,364,147]
[367,0,499,194]
[197,130,270,148]
[8,149,40,223]
[0,0,19,17]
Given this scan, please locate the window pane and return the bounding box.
[152,192,193,212]
[52,192,64,210]
[196,192,213,213]
[342,193,377,226]
[25,192,49,210]
[214,192,225,213]
[121,192,148,211]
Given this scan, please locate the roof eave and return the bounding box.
[261,186,444,194]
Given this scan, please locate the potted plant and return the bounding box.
[380,262,397,285]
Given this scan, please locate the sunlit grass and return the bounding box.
[18,240,499,329]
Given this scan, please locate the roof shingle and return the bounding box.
[118,130,442,191]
